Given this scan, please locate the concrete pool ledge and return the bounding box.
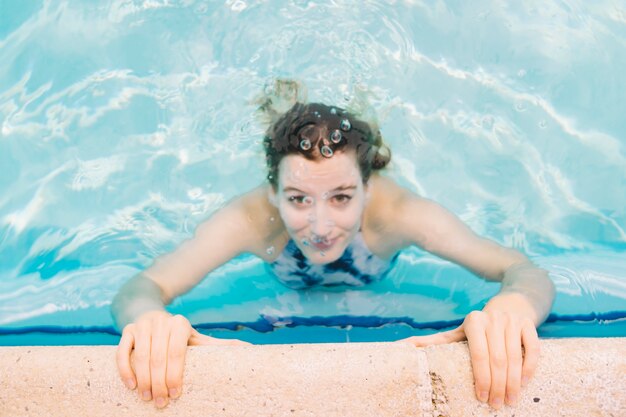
[0,338,624,416]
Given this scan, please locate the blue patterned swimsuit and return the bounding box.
[266,232,399,289]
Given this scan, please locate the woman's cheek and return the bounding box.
[334,204,363,230]
[279,205,309,231]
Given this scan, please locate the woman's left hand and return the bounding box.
[396,309,539,410]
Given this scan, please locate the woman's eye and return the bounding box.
[332,194,352,204]
[288,196,313,205]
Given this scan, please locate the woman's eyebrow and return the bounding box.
[282,185,357,193]
[282,186,306,193]
[332,185,357,192]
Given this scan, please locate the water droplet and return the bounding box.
[321,191,329,200]
[303,196,314,206]
[515,101,527,112]
[325,219,335,227]
[269,216,275,222]
[266,246,275,255]
[320,145,333,158]
[330,107,337,115]
[320,251,326,257]
[539,120,547,129]
[301,238,310,246]
[300,139,311,150]
[340,119,351,131]
[518,69,527,77]
[307,213,316,223]
[330,129,342,144]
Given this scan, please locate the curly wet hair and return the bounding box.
[263,102,391,188]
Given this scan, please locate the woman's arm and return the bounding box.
[392,195,555,322]
[388,191,555,410]
[111,186,272,408]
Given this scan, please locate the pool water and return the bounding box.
[1,0,625,345]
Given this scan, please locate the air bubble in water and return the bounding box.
[340,119,351,131]
[300,139,311,150]
[320,146,333,157]
[330,107,337,115]
[266,246,275,255]
[330,130,342,144]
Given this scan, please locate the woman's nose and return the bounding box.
[309,205,334,237]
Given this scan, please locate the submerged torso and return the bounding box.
[266,230,399,289]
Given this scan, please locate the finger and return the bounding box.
[395,328,465,347]
[504,321,523,406]
[190,331,251,346]
[463,313,491,404]
[520,321,540,387]
[133,320,153,402]
[149,315,171,408]
[165,316,192,400]
[116,325,137,390]
[486,316,507,409]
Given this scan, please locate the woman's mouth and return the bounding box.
[309,236,335,250]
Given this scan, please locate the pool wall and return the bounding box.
[1,338,624,416]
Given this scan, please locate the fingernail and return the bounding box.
[478,391,489,402]
[492,397,503,409]
[169,388,179,398]
[125,378,136,389]
[155,397,167,408]
[142,390,152,401]
[507,394,518,405]
[522,376,530,387]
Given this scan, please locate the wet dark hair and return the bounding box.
[263,102,391,188]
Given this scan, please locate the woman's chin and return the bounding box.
[302,245,343,265]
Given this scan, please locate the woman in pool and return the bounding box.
[112,94,555,410]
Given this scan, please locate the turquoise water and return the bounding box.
[1,0,625,345]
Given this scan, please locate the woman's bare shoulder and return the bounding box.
[362,175,414,253]
[364,175,446,251]
[234,184,288,258]
[366,175,417,218]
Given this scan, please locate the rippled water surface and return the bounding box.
[1,0,625,344]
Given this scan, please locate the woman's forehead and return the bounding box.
[278,153,362,190]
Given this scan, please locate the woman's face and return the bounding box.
[270,151,368,264]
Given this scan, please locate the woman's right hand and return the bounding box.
[116,310,250,408]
